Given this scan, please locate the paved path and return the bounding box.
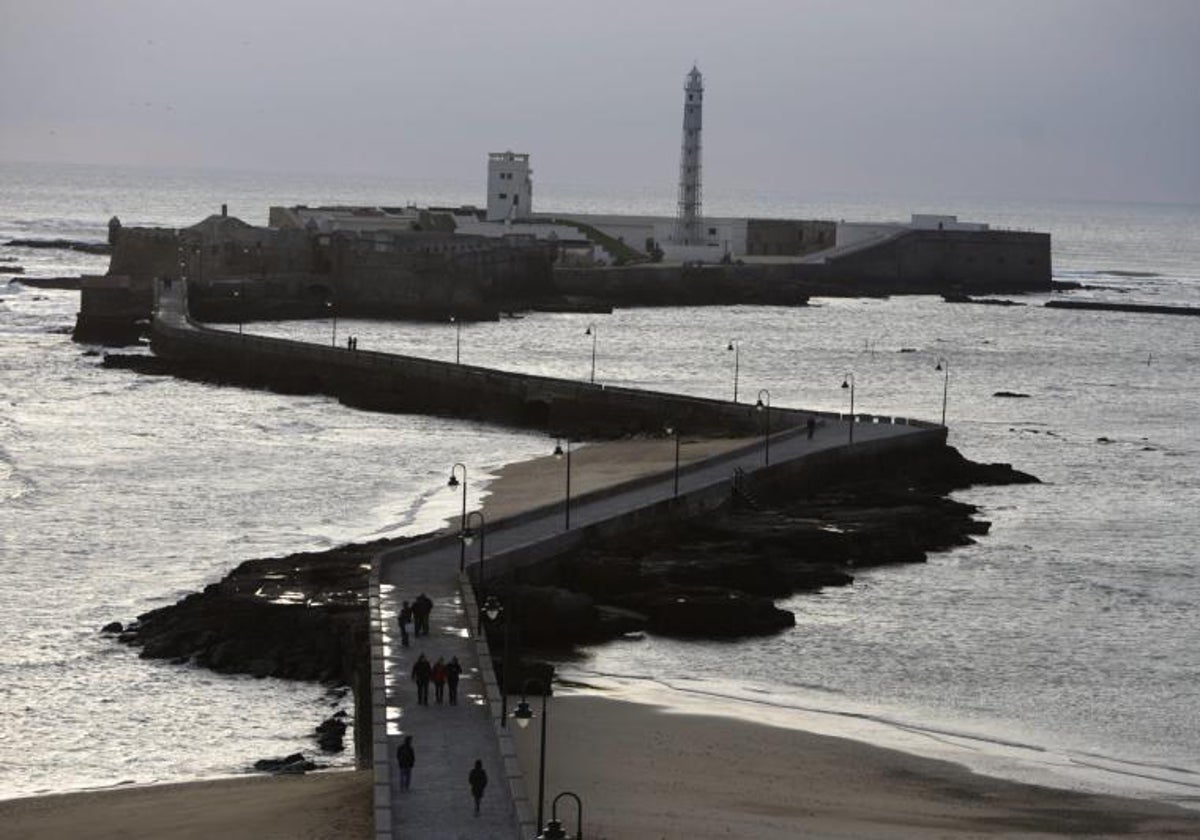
[378,417,929,839]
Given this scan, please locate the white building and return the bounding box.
[486,151,533,222]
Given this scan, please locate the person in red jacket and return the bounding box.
[431,656,448,704]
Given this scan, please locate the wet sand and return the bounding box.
[509,694,1200,838]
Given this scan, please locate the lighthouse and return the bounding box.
[674,65,704,245]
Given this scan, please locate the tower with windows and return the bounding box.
[674,66,704,244]
[486,151,533,222]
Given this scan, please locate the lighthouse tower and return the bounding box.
[674,65,704,245]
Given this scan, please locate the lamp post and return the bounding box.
[585,323,597,384]
[514,671,554,832]
[755,389,771,464]
[664,425,681,497]
[553,439,572,530]
[448,463,467,571]
[841,373,855,444]
[726,339,740,403]
[541,791,583,840]
[326,299,337,347]
[451,315,461,364]
[936,357,950,426]
[231,287,243,335]
[462,510,487,633]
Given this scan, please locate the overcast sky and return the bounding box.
[2,0,1197,204]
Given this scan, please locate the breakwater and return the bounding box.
[149,278,861,439]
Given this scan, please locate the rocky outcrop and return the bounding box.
[492,445,1038,647]
[113,539,403,683]
[5,238,111,254]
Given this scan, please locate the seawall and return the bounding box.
[150,279,875,439]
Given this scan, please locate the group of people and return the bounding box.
[395,590,489,816]
[397,593,433,647]
[410,653,463,705]
[395,736,489,816]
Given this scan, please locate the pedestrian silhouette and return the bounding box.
[446,656,463,705]
[411,653,432,706]
[397,600,412,647]
[396,736,415,791]
[432,657,447,704]
[413,593,433,637]
[806,416,816,440]
[469,759,488,815]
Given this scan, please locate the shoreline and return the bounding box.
[510,693,1200,838]
[550,668,1200,814]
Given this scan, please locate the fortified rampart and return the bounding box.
[82,215,554,342]
[555,228,1051,304]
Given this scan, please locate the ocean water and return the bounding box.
[1,162,1197,806]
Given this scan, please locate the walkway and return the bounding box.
[375,417,931,839]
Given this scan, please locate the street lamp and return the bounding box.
[326,299,337,347]
[231,286,243,335]
[514,671,554,832]
[448,463,468,571]
[540,791,583,840]
[553,439,573,530]
[664,425,681,497]
[486,596,513,729]
[462,510,487,633]
[755,389,771,464]
[451,314,461,364]
[726,339,740,403]
[935,357,950,426]
[585,323,597,384]
[841,373,855,444]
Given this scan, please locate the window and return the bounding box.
[498,193,507,199]
[708,227,717,236]
[513,195,520,205]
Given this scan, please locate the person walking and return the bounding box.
[806,416,816,440]
[432,656,448,705]
[411,653,432,706]
[396,736,415,792]
[397,600,412,648]
[446,656,463,705]
[468,759,488,816]
[413,593,433,637]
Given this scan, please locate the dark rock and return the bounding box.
[100,621,123,634]
[994,391,1031,398]
[5,238,111,255]
[618,586,795,637]
[315,716,347,752]
[253,753,316,774]
[592,605,649,637]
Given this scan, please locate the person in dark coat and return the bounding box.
[411,653,432,706]
[446,656,463,705]
[806,416,816,440]
[413,593,433,637]
[396,736,415,791]
[397,600,412,647]
[468,759,488,815]
[431,656,448,704]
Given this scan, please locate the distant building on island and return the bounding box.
[486,151,533,222]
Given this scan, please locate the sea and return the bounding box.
[1,161,1197,808]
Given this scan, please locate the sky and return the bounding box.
[2,0,1198,205]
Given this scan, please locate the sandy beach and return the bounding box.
[510,694,1200,838]
[0,770,371,840]
[7,436,1200,837]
